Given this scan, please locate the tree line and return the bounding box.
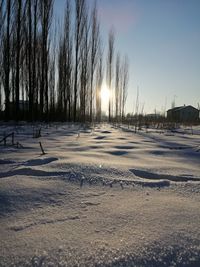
[0,0,129,122]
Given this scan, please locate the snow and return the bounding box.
[0,122,200,266]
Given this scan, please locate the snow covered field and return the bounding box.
[0,122,200,266]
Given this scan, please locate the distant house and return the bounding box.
[167,105,199,122]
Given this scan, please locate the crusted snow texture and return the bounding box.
[0,122,200,266]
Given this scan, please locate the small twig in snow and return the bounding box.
[39,142,46,155]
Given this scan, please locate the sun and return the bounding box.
[100,85,110,109]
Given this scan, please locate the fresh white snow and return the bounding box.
[0,122,200,266]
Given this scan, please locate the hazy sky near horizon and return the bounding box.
[55,0,200,114]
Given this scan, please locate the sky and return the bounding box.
[55,0,200,114]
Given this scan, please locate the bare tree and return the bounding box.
[57,34,64,117]
[64,0,73,121]
[0,0,5,110]
[79,4,90,122]
[121,55,129,120]
[26,0,33,120]
[57,0,73,121]
[95,41,103,122]
[14,0,22,120]
[0,0,128,123]
[39,0,54,119]
[0,0,4,33]
[32,0,38,119]
[48,16,58,119]
[107,28,115,122]
[73,0,86,121]
[89,1,100,121]
[49,48,56,118]
[3,0,12,120]
[115,52,120,121]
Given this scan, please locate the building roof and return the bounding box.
[167,105,198,113]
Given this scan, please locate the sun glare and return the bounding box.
[100,85,110,109]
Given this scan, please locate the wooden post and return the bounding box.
[39,142,45,155]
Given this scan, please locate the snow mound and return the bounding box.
[9,215,80,232]
[114,145,135,150]
[106,150,128,156]
[0,159,15,164]
[134,179,170,188]
[56,163,170,189]
[130,168,200,182]
[25,157,58,166]
[0,167,70,178]
[101,130,111,134]
[95,135,106,140]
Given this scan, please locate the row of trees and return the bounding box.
[0,0,129,122]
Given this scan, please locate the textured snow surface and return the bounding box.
[0,122,200,266]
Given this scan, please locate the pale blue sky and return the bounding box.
[55,0,200,114]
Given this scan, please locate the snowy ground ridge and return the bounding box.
[1,159,200,188]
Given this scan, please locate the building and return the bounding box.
[167,105,199,122]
